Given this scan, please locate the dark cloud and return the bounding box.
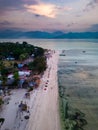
[0,26,27,31]
[0,21,14,30]
[66,23,75,27]
[0,21,13,29]
[35,14,41,17]
[0,21,12,26]
[87,24,98,31]
[86,0,97,8]
[0,0,38,14]
[83,0,98,12]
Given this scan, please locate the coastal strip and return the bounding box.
[0,50,61,130]
[26,50,61,130]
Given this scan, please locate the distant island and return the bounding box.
[0,30,98,39]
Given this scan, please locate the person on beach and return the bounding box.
[19,101,23,109]
[25,92,30,99]
[0,118,5,128]
[17,101,24,116]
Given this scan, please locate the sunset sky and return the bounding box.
[0,0,98,32]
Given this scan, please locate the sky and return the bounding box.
[0,0,98,32]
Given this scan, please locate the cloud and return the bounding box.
[0,0,38,14]
[87,1,95,7]
[24,3,58,18]
[88,24,98,31]
[35,14,41,17]
[87,0,98,8]
[83,0,98,12]
[0,21,14,30]
[0,0,72,17]
[0,0,37,7]
[66,22,75,27]
[24,3,72,18]
[0,21,12,26]
[75,14,82,17]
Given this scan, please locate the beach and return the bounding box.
[0,39,98,130]
[0,51,61,130]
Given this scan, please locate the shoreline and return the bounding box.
[0,50,61,130]
[58,57,98,130]
[27,50,61,130]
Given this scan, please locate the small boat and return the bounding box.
[82,50,86,53]
[59,54,66,56]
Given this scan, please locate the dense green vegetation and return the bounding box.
[0,42,47,88]
[0,41,44,60]
[0,98,4,107]
[28,56,47,73]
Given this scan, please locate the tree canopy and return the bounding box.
[0,42,45,60]
[28,56,47,73]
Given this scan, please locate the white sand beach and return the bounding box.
[0,51,61,130]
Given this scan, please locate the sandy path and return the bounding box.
[27,51,61,130]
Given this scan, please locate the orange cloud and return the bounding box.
[63,6,72,11]
[24,3,72,18]
[24,3,57,18]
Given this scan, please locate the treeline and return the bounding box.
[0,42,47,87]
[0,41,44,60]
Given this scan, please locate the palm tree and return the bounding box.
[13,69,19,87]
[0,61,7,89]
[19,53,29,61]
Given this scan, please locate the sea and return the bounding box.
[1,39,98,129]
